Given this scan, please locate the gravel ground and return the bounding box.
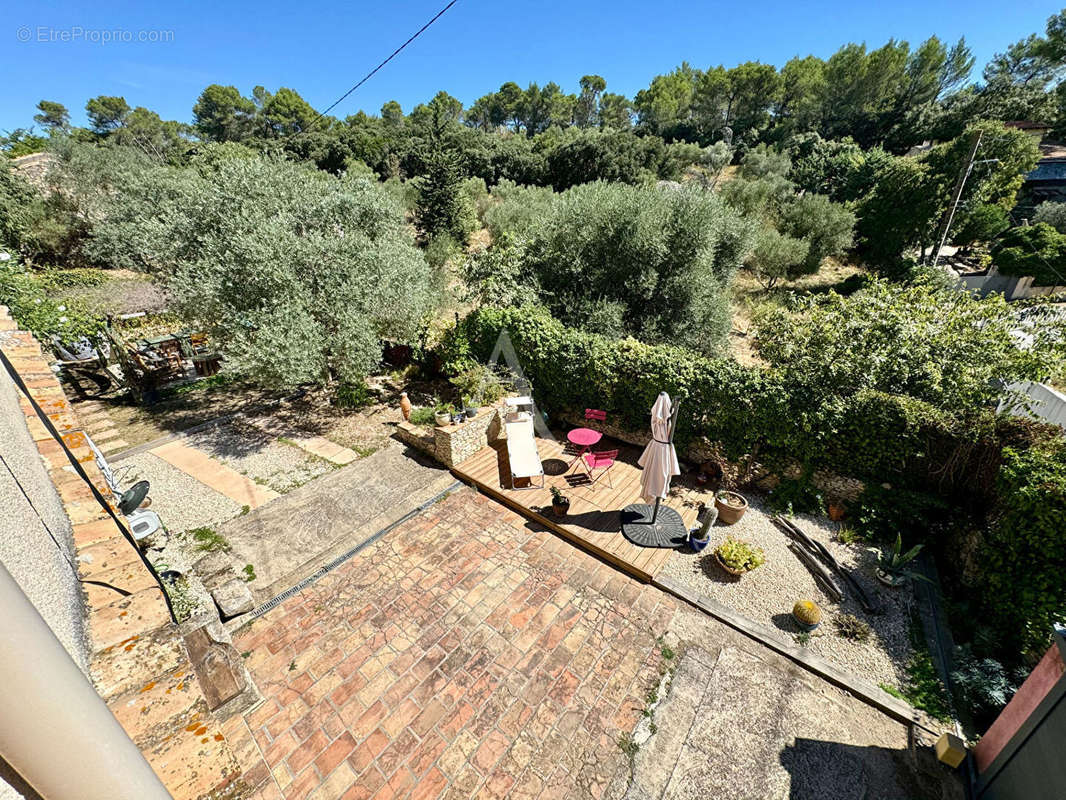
[123,452,243,533]
[185,420,336,494]
[661,492,916,689]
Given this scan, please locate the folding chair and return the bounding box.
[580,448,618,489]
[584,408,607,423]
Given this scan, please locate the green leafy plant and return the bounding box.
[878,533,929,582]
[833,613,871,642]
[190,527,231,554]
[714,537,766,573]
[766,476,825,515]
[550,486,568,504]
[242,564,256,583]
[950,644,1028,725]
[163,577,199,623]
[409,407,436,426]
[879,616,953,722]
[334,381,372,409]
[449,364,506,407]
[837,525,863,545]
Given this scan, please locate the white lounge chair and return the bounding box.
[504,412,544,490]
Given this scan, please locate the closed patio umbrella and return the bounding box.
[638,392,681,507]
[621,392,688,548]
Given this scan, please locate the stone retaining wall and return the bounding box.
[396,402,503,467]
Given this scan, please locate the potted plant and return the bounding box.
[463,397,479,419]
[792,600,822,631]
[549,486,570,517]
[434,403,454,426]
[714,490,749,525]
[688,504,718,552]
[875,533,928,588]
[713,537,765,578]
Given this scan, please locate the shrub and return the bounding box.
[753,279,1066,414]
[766,476,825,515]
[334,381,372,408]
[833,613,871,642]
[1034,201,1066,234]
[0,257,103,343]
[778,193,856,274]
[992,222,1066,286]
[520,181,754,354]
[951,644,1028,725]
[746,227,810,289]
[978,443,1066,654]
[409,407,436,425]
[482,180,555,240]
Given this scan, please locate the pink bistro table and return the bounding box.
[566,427,603,467]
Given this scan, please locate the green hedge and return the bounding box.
[442,305,984,486]
[441,304,785,461]
[980,444,1066,654]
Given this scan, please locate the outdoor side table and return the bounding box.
[566,427,602,467]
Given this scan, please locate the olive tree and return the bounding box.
[163,156,439,386]
[778,193,856,274]
[747,226,810,288]
[521,181,754,353]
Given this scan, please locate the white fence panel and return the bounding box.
[1001,381,1066,429]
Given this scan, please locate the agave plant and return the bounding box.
[877,534,931,584]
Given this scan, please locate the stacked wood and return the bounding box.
[771,514,878,613]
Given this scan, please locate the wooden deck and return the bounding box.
[451,434,701,581]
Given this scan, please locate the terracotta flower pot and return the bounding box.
[828,501,846,521]
[399,392,412,421]
[713,552,745,580]
[714,491,748,525]
[551,499,570,517]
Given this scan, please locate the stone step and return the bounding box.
[92,427,123,443]
[99,438,130,455]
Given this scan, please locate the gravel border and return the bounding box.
[185,420,336,494]
[660,493,915,689]
[123,452,243,534]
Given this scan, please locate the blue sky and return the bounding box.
[3,0,1063,130]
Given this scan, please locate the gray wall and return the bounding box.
[0,367,89,800]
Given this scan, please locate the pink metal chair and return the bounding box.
[584,408,607,423]
[581,448,618,488]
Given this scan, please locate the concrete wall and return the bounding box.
[0,366,89,668]
[953,266,1066,300]
[0,360,89,800]
[1001,381,1066,429]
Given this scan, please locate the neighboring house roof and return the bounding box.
[1026,158,1066,184]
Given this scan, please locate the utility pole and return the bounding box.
[931,129,984,269]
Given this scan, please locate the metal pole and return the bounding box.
[932,129,983,269]
[0,562,172,800]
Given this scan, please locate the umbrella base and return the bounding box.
[621,503,688,549]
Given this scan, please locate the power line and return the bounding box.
[303,0,459,134]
